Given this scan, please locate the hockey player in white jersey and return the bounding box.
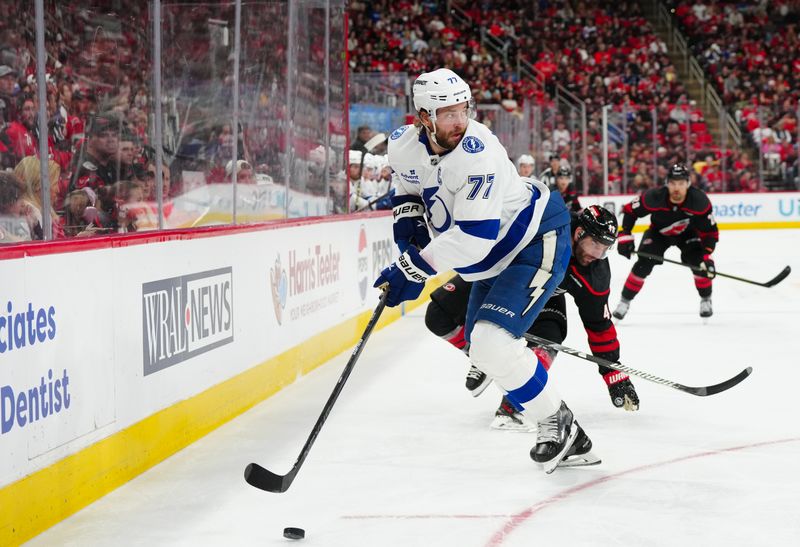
[348,150,378,211]
[373,68,595,472]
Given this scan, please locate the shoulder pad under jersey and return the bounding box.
[449,122,511,173]
[682,186,712,214]
[587,258,611,293]
[641,186,669,210]
[388,125,424,166]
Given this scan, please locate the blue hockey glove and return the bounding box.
[392,197,431,253]
[373,246,436,307]
[375,188,395,210]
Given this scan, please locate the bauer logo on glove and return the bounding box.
[374,247,437,307]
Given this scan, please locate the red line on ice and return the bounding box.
[485,437,800,546]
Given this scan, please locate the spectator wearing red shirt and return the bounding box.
[5,95,38,160]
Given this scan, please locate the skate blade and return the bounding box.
[490,415,536,432]
[543,423,580,474]
[557,452,602,468]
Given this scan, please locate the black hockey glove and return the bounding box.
[700,254,716,279]
[617,232,634,259]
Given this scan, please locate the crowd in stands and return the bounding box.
[2,1,798,243]
[666,0,800,189]
[348,0,538,111]
[349,0,792,193]
[0,1,349,242]
[0,2,170,241]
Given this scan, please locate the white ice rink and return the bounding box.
[28,229,800,546]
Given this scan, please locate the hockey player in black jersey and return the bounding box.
[613,163,719,320]
[425,206,639,464]
[537,154,561,188]
[553,166,582,213]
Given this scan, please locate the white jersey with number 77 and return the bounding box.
[387,119,551,281]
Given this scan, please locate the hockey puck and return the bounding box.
[283,527,305,540]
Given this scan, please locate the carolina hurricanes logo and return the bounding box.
[659,219,691,236]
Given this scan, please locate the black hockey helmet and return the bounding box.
[556,166,572,178]
[578,205,618,246]
[666,163,690,182]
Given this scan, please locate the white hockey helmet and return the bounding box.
[362,153,383,170]
[517,154,535,167]
[412,68,473,122]
[348,149,363,165]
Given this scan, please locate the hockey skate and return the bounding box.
[465,365,492,397]
[490,397,536,432]
[530,401,589,474]
[556,424,601,468]
[612,298,630,320]
[605,374,640,411]
[699,297,713,318]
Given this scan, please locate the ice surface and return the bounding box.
[27,229,800,546]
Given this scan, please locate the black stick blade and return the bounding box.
[244,463,293,493]
[688,367,753,396]
[765,266,791,287]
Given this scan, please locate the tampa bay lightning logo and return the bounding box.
[390,126,409,140]
[462,136,485,154]
[422,187,451,233]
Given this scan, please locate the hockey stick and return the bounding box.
[634,251,791,288]
[356,188,393,212]
[244,289,388,493]
[352,133,389,212]
[523,333,752,397]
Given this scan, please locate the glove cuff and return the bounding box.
[393,201,424,220]
[603,370,630,386]
[397,247,436,283]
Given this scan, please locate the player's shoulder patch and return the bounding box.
[390,125,410,140]
[461,135,485,154]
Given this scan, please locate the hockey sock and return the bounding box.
[443,325,468,352]
[621,272,645,301]
[531,346,555,371]
[693,274,712,297]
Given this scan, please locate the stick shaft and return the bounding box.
[633,251,790,287]
[245,291,388,492]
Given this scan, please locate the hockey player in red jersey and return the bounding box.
[613,163,719,319]
[425,206,639,443]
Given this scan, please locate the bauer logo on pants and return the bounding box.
[142,267,234,375]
